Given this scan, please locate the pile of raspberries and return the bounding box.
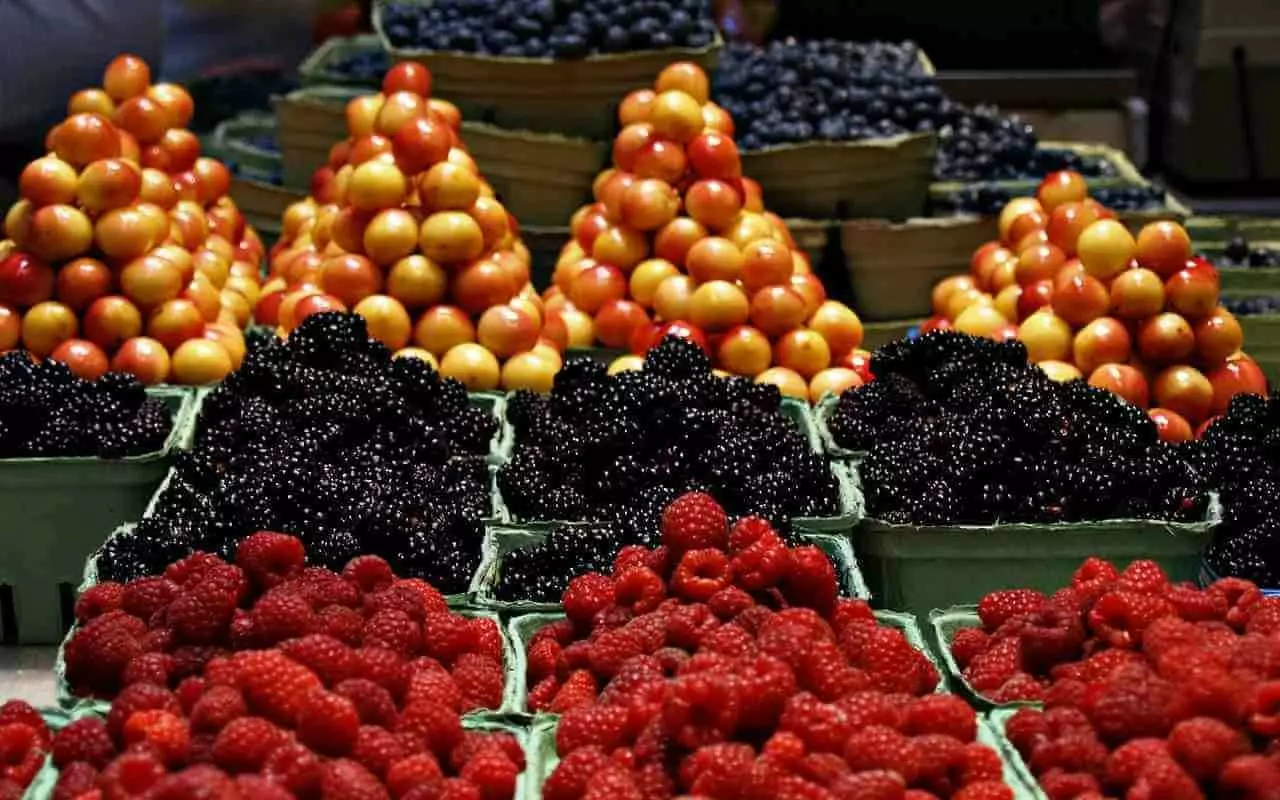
[0,700,51,797]
[50,533,519,797]
[953,559,1280,799]
[526,492,1016,800]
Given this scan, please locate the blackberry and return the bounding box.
[644,336,711,380]
[495,523,630,602]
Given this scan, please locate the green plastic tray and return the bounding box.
[505,608,942,717]
[20,707,93,800]
[209,113,280,184]
[0,388,198,644]
[929,606,1043,711]
[813,393,867,462]
[1194,241,1280,295]
[988,708,1055,800]
[472,526,870,615]
[299,34,387,88]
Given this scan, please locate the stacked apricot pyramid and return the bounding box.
[545,63,868,403]
[263,63,559,392]
[0,55,264,385]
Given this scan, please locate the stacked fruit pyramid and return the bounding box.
[546,62,870,403]
[261,63,559,393]
[0,55,264,386]
[928,170,1268,439]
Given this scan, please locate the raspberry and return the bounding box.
[211,716,288,772]
[860,626,939,696]
[120,652,172,686]
[525,637,563,684]
[949,628,991,670]
[778,692,852,755]
[450,731,525,774]
[977,589,1046,631]
[1167,716,1249,782]
[681,743,755,796]
[1071,648,1145,683]
[164,552,224,588]
[1208,577,1263,630]
[960,742,1004,785]
[297,687,361,756]
[387,753,445,797]
[834,691,905,730]
[549,670,598,714]
[782,545,839,615]
[348,726,412,779]
[1073,557,1119,585]
[397,702,463,757]
[123,709,191,766]
[613,545,656,575]
[1088,591,1176,649]
[1247,681,1280,737]
[556,704,630,754]
[235,774,296,800]
[662,672,741,749]
[189,685,247,733]
[98,748,166,796]
[528,676,560,712]
[364,583,431,621]
[665,603,719,651]
[1043,707,1095,739]
[365,610,423,657]
[623,613,667,654]
[671,549,731,602]
[1115,559,1168,595]
[1165,584,1229,622]
[843,725,916,779]
[344,555,396,593]
[903,695,977,742]
[453,652,504,711]
[1130,758,1201,800]
[1019,606,1087,672]
[828,769,906,800]
[1104,738,1170,788]
[586,628,644,680]
[321,759,392,800]
[1230,634,1280,681]
[1028,733,1109,776]
[263,742,324,797]
[0,724,44,788]
[106,682,180,744]
[730,537,789,591]
[405,662,463,711]
[1218,755,1280,799]
[459,748,519,800]
[52,761,98,800]
[581,766,643,800]
[989,673,1047,704]
[167,570,243,646]
[64,610,147,696]
[798,639,866,701]
[1246,598,1280,636]
[336,679,399,727]
[75,582,125,622]
[911,734,969,794]
[232,649,324,726]
[613,567,667,615]
[277,634,359,686]
[470,617,505,663]
[1142,616,1210,662]
[357,647,412,700]
[408,613,467,667]
[421,778,482,800]
[236,531,306,590]
[1003,708,1049,757]
[661,492,728,554]
[1084,665,1186,744]
[952,782,1012,800]
[51,717,113,769]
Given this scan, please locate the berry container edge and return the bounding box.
[851,488,1222,618]
[470,525,870,617]
[1197,240,1280,294]
[987,707,1058,800]
[1236,312,1280,386]
[1198,559,1280,597]
[503,607,944,718]
[1185,215,1280,244]
[928,605,1043,711]
[813,392,865,462]
[17,706,87,800]
[209,113,281,185]
[373,0,724,140]
[930,140,1146,197]
[299,34,388,88]
[0,388,198,645]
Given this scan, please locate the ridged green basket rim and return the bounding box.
[988,708,1052,800]
[930,141,1143,194]
[928,605,1044,711]
[813,393,868,462]
[298,34,387,88]
[22,707,102,800]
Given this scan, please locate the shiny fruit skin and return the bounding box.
[1076,219,1136,281]
[684,237,744,284]
[321,254,383,307]
[685,179,743,232]
[383,62,432,96]
[0,252,56,308]
[49,338,109,380]
[1018,309,1072,363]
[420,211,485,265]
[1149,408,1193,443]
[995,284,1022,321]
[1109,267,1166,318]
[654,217,708,267]
[1036,170,1088,211]
[0,304,19,350]
[716,324,771,377]
[1015,243,1067,285]
[476,304,539,358]
[789,273,827,319]
[103,54,151,101]
[688,280,750,333]
[146,298,205,352]
[1195,308,1244,365]
[500,351,558,393]
[997,198,1043,243]
[1072,317,1132,376]
[1045,201,1103,256]
[932,276,977,317]
[972,244,1014,290]
[773,328,831,379]
[740,239,794,294]
[21,300,78,357]
[146,83,195,130]
[593,299,650,350]
[453,259,517,315]
[120,255,183,309]
[1089,363,1150,409]
[28,204,93,263]
[807,300,863,358]
[569,264,627,315]
[954,304,1010,339]
[686,130,741,179]
[651,321,710,355]
[754,366,808,400]
[619,178,680,232]
[1050,272,1110,327]
[348,161,407,211]
[418,162,481,212]
[95,207,164,264]
[629,258,680,308]
[83,295,143,349]
[618,89,656,126]
[633,139,687,183]
[1137,312,1196,365]
[590,225,650,273]
[76,158,142,214]
[1134,221,1192,278]
[19,156,78,207]
[1153,364,1214,423]
[354,294,413,351]
[839,348,873,383]
[749,286,808,338]
[649,90,705,143]
[291,293,348,328]
[808,367,863,403]
[51,113,121,167]
[439,342,501,391]
[386,254,448,308]
[392,116,452,174]
[363,208,420,266]
[114,96,169,144]
[413,305,476,356]
[1038,360,1084,382]
[111,336,171,384]
[656,62,710,103]
[1164,265,1220,319]
[171,339,234,385]
[1206,355,1270,417]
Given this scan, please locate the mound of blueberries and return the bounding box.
[1224,296,1280,317]
[929,183,1168,216]
[327,47,392,84]
[1216,236,1280,269]
[379,0,718,58]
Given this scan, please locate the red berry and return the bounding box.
[106,682,180,744]
[74,582,125,622]
[782,545,839,615]
[232,649,324,726]
[453,652,505,711]
[64,610,147,696]
[189,685,247,733]
[235,531,306,590]
[297,687,361,756]
[977,589,1046,631]
[336,678,400,728]
[902,694,977,742]
[778,692,851,755]
[459,748,519,800]
[671,548,732,602]
[1118,559,1169,594]
[343,555,396,593]
[613,566,666,615]
[211,716,288,772]
[660,492,729,554]
[1073,557,1120,586]
[397,702,464,757]
[357,647,412,700]
[729,536,789,591]
[420,612,477,667]
[555,704,629,754]
[280,634,361,686]
[1104,737,1171,789]
[1168,716,1250,781]
[550,670,598,714]
[563,573,617,627]
[321,758,392,800]
[263,742,324,797]
[387,753,445,797]
[51,717,113,768]
[0,723,44,788]
[121,709,190,766]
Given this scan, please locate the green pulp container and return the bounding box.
[928,605,1044,710]
[0,389,197,644]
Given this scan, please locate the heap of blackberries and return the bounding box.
[0,353,172,458]
[96,313,496,592]
[498,336,840,530]
[379,0,717,59]
[930,183,1165,216]
[933,105,1114,182]
[713,39,940,150]
[828,332,1210,525]
[1196,394,1280,585]
[494,521,640,603]
[330,47,392,85]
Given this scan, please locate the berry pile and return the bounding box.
[0,701,51,797]
[0,351,172,457]
[379,0,718,58]
[827,332,1208,524]
[67,532,507,707]
[95,313,493,590]
[959,564,1280,800]
[934,106,1114,183]
[1223,295,1280,317]
[495,522,646,604]
[1196,394,1280,585]
[528,493,1017,800]
[328,48,393,85]
[498,336,839,527]
[55,536,520,798]
[930,184,1166,217]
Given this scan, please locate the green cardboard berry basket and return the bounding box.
[0,388,198,644]
[471,526,870,615]
[1185,215,1280,244]
[20,706,96,800]
[209,113,280,185]
[504,607,942,717]
[987,708,1056,800]
[930,141,1146,197]
[928,605,1044,711]
[853,492,1220,617]
[1194,240,1280,294]
[298,34,387,88]
[813,393,866,462]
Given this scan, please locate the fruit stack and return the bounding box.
[261,63,561,393]
[944,560,1280,800]
[1,55,264,386]
[522,492,1020,800]
[928,171,1268,438]
[50,531,525,798]
[548,62,869,402]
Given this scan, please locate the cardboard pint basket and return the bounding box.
[274,86,363,187]
[374,0,723,139]
[930,141,1149,197]
[299,34,388,88]
[929,605,1046,710]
